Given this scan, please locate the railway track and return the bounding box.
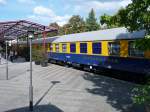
[51,61,148,85]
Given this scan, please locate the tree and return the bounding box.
[112,8,127,27]
[118,0,150,34]
[100,8,126,29]
[58,15,86,35]
[58,23,71,35]
[47,22,60,37]
[112,0,150,51]
[58,26,65,35]
[63,23,72,35]
[122,0,150,106]
[135,35,150,51]
[49,22,60,30]
[68,15,86,34]
[125,0,150,51]
[100,13,120,28]
[86,8,100,31]
[100,13,112,28]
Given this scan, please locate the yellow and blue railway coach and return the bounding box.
[47,27,150,74]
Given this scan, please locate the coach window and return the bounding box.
[55,44,59,52]
[70,43,76,53]
[80,43,87,53]
[50,44,53,52]
[92,42,101,54]
[62,44,67,52]
[108,42,120,56]
[128,41,144,57]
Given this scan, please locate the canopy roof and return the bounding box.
[0,20,57,41]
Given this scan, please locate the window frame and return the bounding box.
[62,43,67,53]
[50,44,53,52]
[80,43,87,53]
[108,42,120,56]
[128,40,144,57]
[92,42,102,54]
[55,43,59,52]
[70,43,76,53]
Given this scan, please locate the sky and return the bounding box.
[0,0,132,26]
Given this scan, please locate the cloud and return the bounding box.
[0,0,6,5]
[33,6,55,17]
[27,0,132,26]
[74,0,132,13]
[28,6,71,26]
[17,0,36,4]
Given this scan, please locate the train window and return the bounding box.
[108,42,120,56]
[80,43,87,53]
[62,44,67,52]
[70,43,76,53]
[92,42,101,54]
[50,44,53,52]
[128,41,144,57]
[55,44,59,52]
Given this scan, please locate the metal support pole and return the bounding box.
[42,31,46,50]
[17,38,18,56]
[29,38,33,111]
[6,41,8,80]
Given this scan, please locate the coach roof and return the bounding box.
[32,36,58,44]
[52,27,146,43]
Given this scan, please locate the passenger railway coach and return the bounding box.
[47,27,150,74]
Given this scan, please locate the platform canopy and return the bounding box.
[0,20,57,41]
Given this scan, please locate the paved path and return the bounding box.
[0,62,145,112]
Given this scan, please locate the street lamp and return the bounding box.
[28,30,34,111]
[5,40,8,80]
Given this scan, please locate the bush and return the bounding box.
[133,35,150,106]
[133,83,150,104]
[32,48,48,62]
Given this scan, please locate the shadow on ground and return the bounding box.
[5,104,63,112]
[35,81,60,106]
[82,72,145,112]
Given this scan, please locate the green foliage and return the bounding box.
[116,0,150,33]
[100,0,150,34]
[68,15,86,33]
[49,22,59,30]
[58,24,71,35]
[58,15,86,35]
[48,9,101,35]
[100,13,112,27]
[58,26,65,35]
[113,0,150,105]
[39,50,48,61]
[100,8,131,29]
[100,13,120,28]
[135,35,150,51]
[133,84,150,104]
[47,22,59,37]
[47,31,58,37]
[112,8,127,27]
[32,48,40,61]
[86,8,100,31]
[32,48,47,62]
